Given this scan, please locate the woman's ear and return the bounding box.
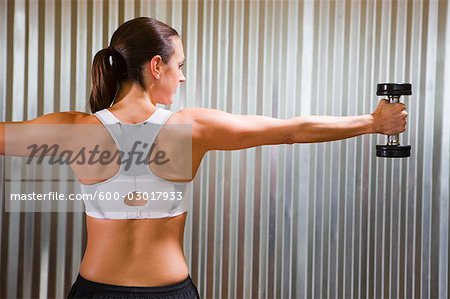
[148,55,163,80]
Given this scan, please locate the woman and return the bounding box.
[0,17,407,298]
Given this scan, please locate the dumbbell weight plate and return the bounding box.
[376,145,411,158]
[376,83,412,96]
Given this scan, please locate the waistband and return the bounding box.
[74,274,195,295]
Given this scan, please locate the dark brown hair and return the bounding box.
[89,17,179,113]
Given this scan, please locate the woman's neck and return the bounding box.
[113,81,157,110]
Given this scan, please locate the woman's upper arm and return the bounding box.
[0,112,89,156]
[183,108,293,152]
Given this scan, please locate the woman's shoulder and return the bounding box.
[167,107,219,124]
[26,111,100,125]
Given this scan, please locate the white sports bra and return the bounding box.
[80,107,192,219]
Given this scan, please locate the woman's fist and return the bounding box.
[371,99,408,135]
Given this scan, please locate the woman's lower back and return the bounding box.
[79,212,190,287]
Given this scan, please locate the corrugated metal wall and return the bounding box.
[1,0,449,298]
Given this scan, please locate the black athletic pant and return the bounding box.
[67,274,200,299]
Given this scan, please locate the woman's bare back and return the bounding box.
[76,109,204,286]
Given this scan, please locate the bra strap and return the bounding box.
[151,108,173,125]
[94,109,119,125]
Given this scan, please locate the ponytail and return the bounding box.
[89,47,127,113]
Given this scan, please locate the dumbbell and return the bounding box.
[375,83,412,158]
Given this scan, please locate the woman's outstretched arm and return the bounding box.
[184,99,407,152]
[0,112,89,156]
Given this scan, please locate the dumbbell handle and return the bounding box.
[386,95,400,146]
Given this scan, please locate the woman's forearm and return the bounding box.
[289,114,376,144]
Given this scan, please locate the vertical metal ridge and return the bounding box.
[439,1,450,298]
[388,0,397,296]
[345,1,358,298]
[266,1,276,298]
[356,0,369,295]
[189,0,202,289]
[54,0,70,289]
[400,0,411,292]
[0,20,8,295]
[421,0,434,297]
[251,0,263,296]
[206,1,219,298]
[5,1,22,298]
[237,1,249,298]
[292,1,307,298]
[308,1,320,298]
[326,2,342,297]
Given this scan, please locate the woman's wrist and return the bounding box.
[365,113,377,134]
